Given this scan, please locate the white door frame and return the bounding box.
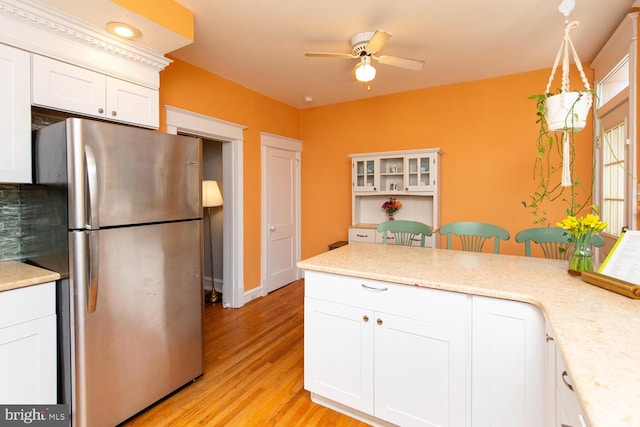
[164,105,247,308]
[260,132,302,297]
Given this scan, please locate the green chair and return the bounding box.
[439,221,510,254]
[376,220,433,247]
[515,227,605,259]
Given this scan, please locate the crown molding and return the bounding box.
[0,0,171,87]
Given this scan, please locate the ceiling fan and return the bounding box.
[305,30,424,83]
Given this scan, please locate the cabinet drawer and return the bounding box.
[0,282,55,329]
[304,271,469,328]
[349,227,376,243]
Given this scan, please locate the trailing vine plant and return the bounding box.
[521,89,596,225]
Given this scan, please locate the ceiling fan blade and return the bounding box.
[375,55,424,71]
[305,52,357,59]
[365,30,391,54]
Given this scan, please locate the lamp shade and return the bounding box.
[355,56,376,82]
[202,180,223,207]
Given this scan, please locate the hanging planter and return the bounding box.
[544,90,592,132]
[523,3,595,225]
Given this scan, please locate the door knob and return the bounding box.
[269,225,276,231]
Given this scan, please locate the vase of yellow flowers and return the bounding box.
[381,198,402,221]
[556,213,607,276]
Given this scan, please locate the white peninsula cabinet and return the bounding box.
[0,42,31,183]
[304,271,470,427]
[349,149,441,248]
[305,271,554,427]
[0,282,56,404]
[32,54,159,128]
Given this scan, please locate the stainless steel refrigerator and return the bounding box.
[30,118,204,427]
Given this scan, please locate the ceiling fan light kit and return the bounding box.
[355,56,376,82]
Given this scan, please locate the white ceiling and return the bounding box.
[41,0,636,109]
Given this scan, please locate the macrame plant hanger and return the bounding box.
[544,0,592,187]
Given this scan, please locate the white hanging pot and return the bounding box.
[544,91,592,132]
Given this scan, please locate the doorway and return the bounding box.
[165,105,246,308]
[261,133,301,294]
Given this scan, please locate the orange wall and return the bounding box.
[159,57,301,291]
[158,57,595,289]
[300,67,594,259]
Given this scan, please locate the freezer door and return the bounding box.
[65,118,202,229]
[71,220,203,427]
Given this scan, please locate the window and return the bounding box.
[601,119,627,237]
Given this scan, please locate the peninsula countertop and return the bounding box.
[297,243,640,427]
[0,261,60,292]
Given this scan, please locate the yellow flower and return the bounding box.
[556,213,607,243]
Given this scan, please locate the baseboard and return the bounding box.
[243,286,264,304]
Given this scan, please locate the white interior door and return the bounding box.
[263,136,301,294]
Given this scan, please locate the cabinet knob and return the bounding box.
[376,318,383,325]
[111,111,117,117]
[363,315,369,322]
[98,107,104,114]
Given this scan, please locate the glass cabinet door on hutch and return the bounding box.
[353,157,378,192]
[405,154,436,192]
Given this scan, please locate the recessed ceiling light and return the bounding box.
[106,22,142,40]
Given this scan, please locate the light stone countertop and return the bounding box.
[0,260,60,292]
[297,243,640,427]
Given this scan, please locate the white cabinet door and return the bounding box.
[106,78,159,128]
[472,296,545,427]
[304,297,374,414]
[0,43,31,183]
[405,153,437,192]
[32,54,159,128]
[32,54,106,118]
[352,157,379,192]
[0,282,57,404]
[375,312,469,427]
[556,351,588,427]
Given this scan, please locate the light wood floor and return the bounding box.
[123,279,369,426]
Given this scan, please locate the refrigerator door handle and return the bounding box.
[87,230,99,313]
[84,145,100,229]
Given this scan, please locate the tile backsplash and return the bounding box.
[0,184,66,262]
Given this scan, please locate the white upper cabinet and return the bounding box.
[352,157,379,192]
[32,55,159,128]
[0,43,31,183]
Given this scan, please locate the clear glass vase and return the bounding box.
[567,241,593,276]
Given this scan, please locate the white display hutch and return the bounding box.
[349,148,441,248]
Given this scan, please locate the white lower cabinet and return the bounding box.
[304,272,560,427]
[471,295,545,427]
[304,271,470,427]
[0,282,57,404]
[546,325,588,427]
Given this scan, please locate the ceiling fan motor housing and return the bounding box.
[351,31,376,55]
